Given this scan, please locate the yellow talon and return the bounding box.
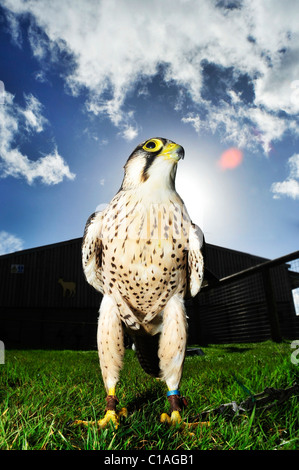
[160,412,170,424]
[118,407,128,418]
[161,411,210,436]
[170,410,182,423]
[160,410,182,425]
[98,407,128,429]
[71,407,127,430]
[98,409,119,429]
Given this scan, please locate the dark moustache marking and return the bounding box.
[141,137,168,182]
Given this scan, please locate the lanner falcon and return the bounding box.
[82,137,204,428]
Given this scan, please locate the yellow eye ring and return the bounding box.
[142,139,163,152]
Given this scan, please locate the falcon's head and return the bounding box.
[121,138,184,191]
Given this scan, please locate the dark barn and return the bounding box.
[0,238,298,349]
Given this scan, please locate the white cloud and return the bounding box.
[271,154,299,200]
[0,90,75,185]
[121,126,139,142]
[182,113,201,134]
[289,153,299,179]
[2,0,299,153]
[27,23,49,60]
[95,202,108,212]
[33,70,50,84]
[0,231,24,255]
[247,108,288,154]
[202,96,290,154]
[22,93,48,133]
[4,10,22,47]
[271,179,299,200]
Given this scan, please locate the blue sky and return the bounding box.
[0,0,298,260]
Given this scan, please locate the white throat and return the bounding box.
[137,162,178,205]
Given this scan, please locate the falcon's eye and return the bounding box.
[145,141,156,149]
[142,139,163,153]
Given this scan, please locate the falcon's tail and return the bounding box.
[132,334,161,378]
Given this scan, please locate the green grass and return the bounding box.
[0,341,298,450]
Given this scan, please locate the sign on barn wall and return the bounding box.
[58,278,76,297]
[11,264,24,274]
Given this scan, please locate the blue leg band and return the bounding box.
[167,389,180,397]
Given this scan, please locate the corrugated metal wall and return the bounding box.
[0,238,101,349]
[194,273,271,343]
[0,238,298,348]
[190,248,299,344]
[204,243,268,277]
[0,238,99,309]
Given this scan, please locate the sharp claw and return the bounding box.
[160,411,210,435]
[160,410,182,425]
[118,407,128,418]
[71,407,127,430]
[160,412,171,425]
[70,419,89,427]
[98,409,119,429]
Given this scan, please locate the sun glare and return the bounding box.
[176,165,213,231]
[218,148,243,170]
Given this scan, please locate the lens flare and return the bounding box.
[218,148,243,170]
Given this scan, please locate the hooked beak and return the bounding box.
[163,142,185,162]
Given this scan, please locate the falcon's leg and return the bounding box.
[158,295,187,425]
[71,295,126,430]
[97,295,127,429]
